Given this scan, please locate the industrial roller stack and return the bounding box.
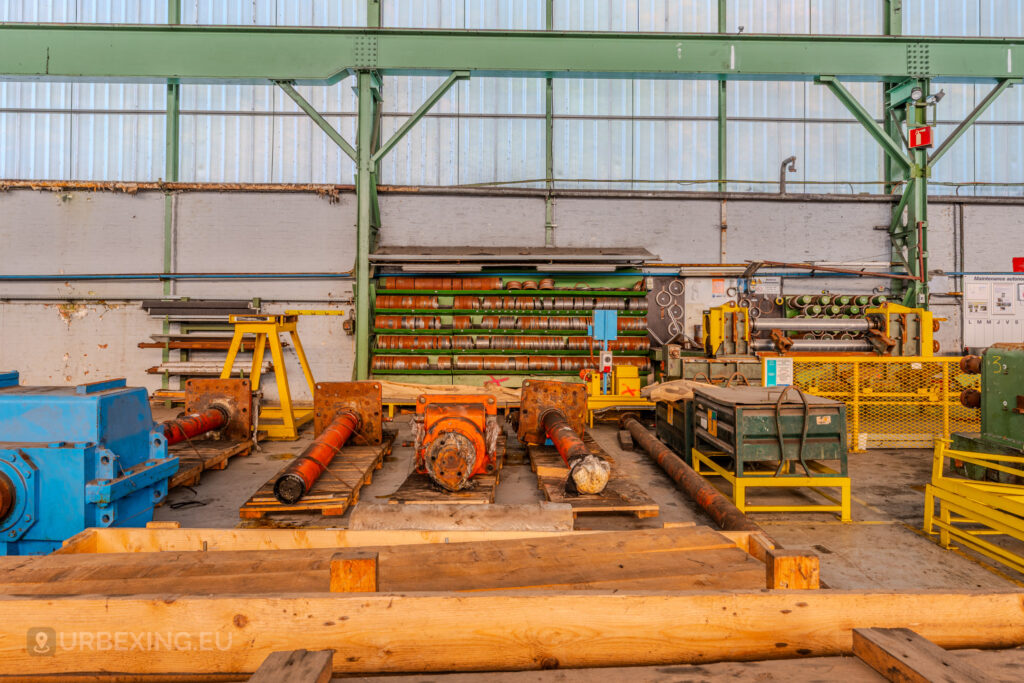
[370,275,651,383]
[746,293,889,352]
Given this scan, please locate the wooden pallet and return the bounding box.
[169,440,252,489]
[238,432,395,519]
[389,436,506,506]
[528,431,660,518]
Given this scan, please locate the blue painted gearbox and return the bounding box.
[0,371,178,555]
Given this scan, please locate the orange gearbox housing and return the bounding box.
[413,395,499,492]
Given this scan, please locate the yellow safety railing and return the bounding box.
[924,440,1024,575]
[791,356,980,452]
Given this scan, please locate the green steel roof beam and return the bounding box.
[816,76,912,174]
[0,25,1022,83]
[371,70,468,164]
[929,78,1021,166]
[276,79,357,162]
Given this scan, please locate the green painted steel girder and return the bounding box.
[0,24,1022,83]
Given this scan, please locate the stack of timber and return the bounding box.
[528,430,659,518]
[14,526,782,595]
[239,430,395,519]
[389,434,506,506]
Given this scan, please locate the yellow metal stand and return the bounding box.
[222,314,316,441]
[692,448,852,521]
[585,366,654,427]
[924,440,1024,574]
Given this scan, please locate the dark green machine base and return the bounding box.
[950,432,1023,484]
[655,399,695,466]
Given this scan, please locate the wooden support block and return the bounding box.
[617,429,634,451]
[329,551,378,593]
[350,503,574,532]
[249,649,334,683]
[766,548,819,590]
[145,521,181,529]
[852,628,996,683]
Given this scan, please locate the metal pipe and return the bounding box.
[274,411,361,504]
[622,417,764,534]
[541,409,610,495]
[751,339,873,352]
[161,407,228,446]
[751,317,871,332]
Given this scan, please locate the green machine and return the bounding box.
[954,344,1024,483]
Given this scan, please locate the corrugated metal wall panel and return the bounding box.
[1,0,1023,196]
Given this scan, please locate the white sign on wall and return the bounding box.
[963,275,1024,348]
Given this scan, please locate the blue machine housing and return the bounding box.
[0,371,178,555]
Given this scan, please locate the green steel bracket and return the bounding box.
[371,70,469,163]
[929,77,1020,165]
[886,78,919,107]
[276,79,357,162]
[816,75,912,173]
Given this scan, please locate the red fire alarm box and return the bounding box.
[1013,257,1024,272]
[908,126,934,149]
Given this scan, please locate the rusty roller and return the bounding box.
[371,356,431,370]
[436,357,453,370]
[505,281,522,290]
[413,395,500,491]
[539,278,556,290]
[274,410,360,504]
[375,295,440,309]
[618,317,647,331]
[453,336,476,349]
[161,406,228,446]
[480,297,503,310]
[522,280,539,290]
[458,277,502,290]
[452,316,473,330]
[453,296,481,310]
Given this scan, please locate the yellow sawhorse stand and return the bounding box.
[222,314,315,441]
[693,448,852,521]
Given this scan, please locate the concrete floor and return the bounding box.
[152,407,1024,590]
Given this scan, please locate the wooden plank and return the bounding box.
[528,432,659,518]
[330,551,378,593]
[389,436,505,506]
[766,549,820,590]
[852,628,997,683]
[55,528,586,554]
[618,429,635,451]
[169,440,251,489]
[249,649,333,683]
[349,503,574,532]
[238,432,394,519]
[2,591,1023,676]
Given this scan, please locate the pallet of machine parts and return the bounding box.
[412,394,500,492]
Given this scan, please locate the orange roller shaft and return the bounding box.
[162,407,227,446]
[273,411,360,504]
[542,410,590,467]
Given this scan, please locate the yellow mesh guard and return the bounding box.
[791,357,980,452]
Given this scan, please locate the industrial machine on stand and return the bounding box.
[703,301,937,357]
[955,344,1024,483]
[0,372,182,555]
[412,395,501,492]
[704,303,937,360]
[517,379,610,494]
[272,382,383,504]
[582,310,654,426]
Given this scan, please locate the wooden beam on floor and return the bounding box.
[348,503,575,531]
[249,649,333,683]
[852,628,997,683]
[766,548,820,590]
[1,591,1022,677]
[329,551,377,592]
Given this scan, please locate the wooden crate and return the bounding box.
[238,432,395,519]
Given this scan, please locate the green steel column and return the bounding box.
[544,0,555,245]
[883,0,902,194]
[717,0,727,193]
[903,83,930,307]
[354,70,375,380]
[162,0,181,398]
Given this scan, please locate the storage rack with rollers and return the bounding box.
[370,274,651,386]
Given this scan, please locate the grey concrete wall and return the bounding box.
[2,188,1022,398]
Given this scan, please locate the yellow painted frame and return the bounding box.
[692,448,851,521]
[222,314,316,440]
[924,440,1024,574]
[584,367,654,427]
